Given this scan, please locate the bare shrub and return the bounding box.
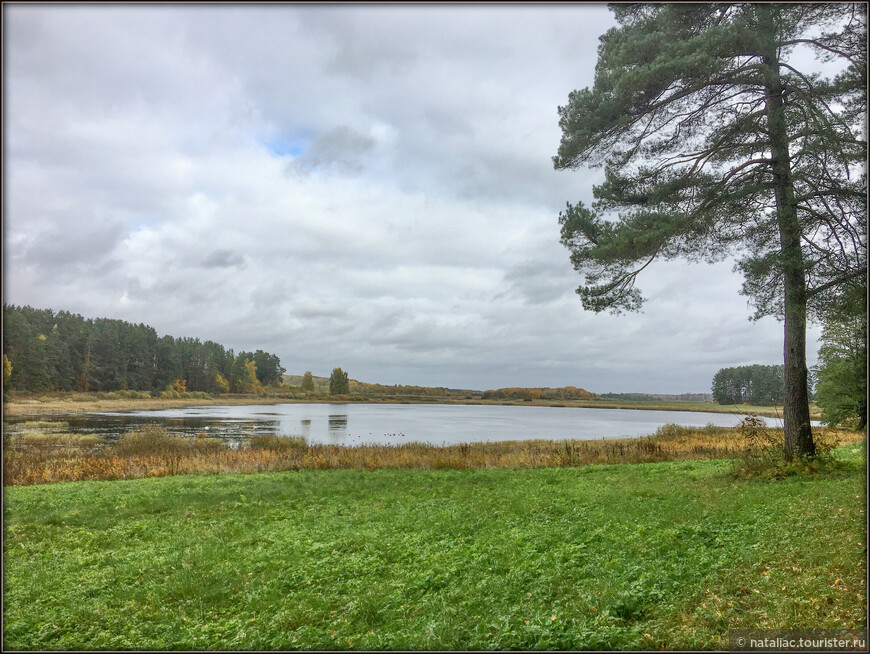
[731,416,847,479]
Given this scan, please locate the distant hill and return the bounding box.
[281,375,710,403]
[282,374,469,397]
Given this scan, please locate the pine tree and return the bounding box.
[554,4,866,458]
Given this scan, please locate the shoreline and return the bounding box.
[2,392,802,419]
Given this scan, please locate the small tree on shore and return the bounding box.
[329,367,349,395]
[301,371,315,393]
[3,353,12,389]
[214,371,230,394]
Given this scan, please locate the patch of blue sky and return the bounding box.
[129,221,157,234]
[261,136,308,158]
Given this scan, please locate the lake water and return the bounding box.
[4,403,789,446]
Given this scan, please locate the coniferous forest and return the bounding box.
[3,305,284,394]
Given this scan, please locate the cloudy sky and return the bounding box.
[3,4,822,393]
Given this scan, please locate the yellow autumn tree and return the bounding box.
[238,360,262,393]
[3,353,12,389]
[214,371,230,394]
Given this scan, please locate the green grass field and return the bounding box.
[3,444,865,650]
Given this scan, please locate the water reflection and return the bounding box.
[3,414,282,447]
[328,414,348,439]
[4,403,801,448]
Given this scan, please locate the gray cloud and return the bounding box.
[202,249,246,269]
[290,126,375,174]
[502,259,576,306]
[3,5,820,393]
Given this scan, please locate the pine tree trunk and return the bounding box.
[760,7,815,459]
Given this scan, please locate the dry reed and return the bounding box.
[3,424,863,487]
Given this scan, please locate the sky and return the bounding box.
[3,4,824,394]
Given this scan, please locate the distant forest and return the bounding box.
[3,305,284,394]
[711,365,787,406]
[283,374,457,397]
[598,392,714,403]
[481,386,596,401]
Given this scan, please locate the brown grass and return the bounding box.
[3,391,810,418]
[2,393,295,415]
[3,423,863,487]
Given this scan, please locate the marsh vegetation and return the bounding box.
[3,420,862,487]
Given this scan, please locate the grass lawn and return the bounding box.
[3,444,866,650]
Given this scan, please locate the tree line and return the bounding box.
[3,305,285,394]
[711,365,786,406]
[481,386,595,401]
[599,392,713,403]
[813,289,867,429]
[711,301,866,429]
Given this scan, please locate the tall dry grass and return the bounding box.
[3,424,863,486]
[2,392,293,416]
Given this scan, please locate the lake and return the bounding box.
[4,403,790,446]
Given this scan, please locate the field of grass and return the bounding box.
[3,442,866,650]
[3,390,806,419]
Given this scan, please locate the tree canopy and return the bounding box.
[814,281,867,429]
[3,305,285,394]
[329,367,349,395]
[711,364,785,406]
[554,3,866,458]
